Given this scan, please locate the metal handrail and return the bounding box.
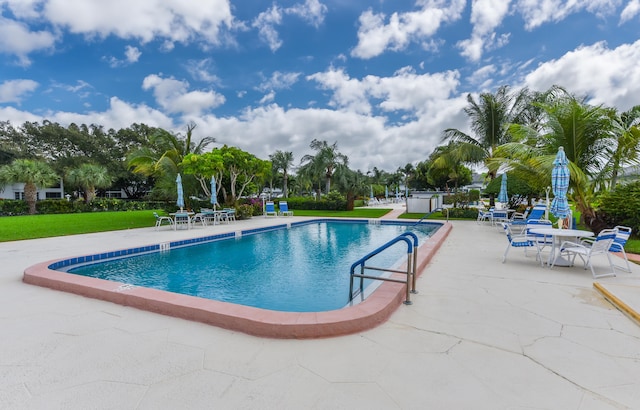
[413,207,449,225]
[349,233,418,305]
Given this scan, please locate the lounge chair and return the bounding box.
[552,228,618,278]
[153,212,173,230]
[264,201,277,217]
[190,213,207,227]
[501,223,544,265]
[278,201,293,216]
[609,225,632,272]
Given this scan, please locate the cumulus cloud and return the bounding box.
[458,0,511,61]
[523,40,640,110]
[287,0,328,27]
[307,66,460,116]
[142,74,226,115]
[0,17,56,66]
[185,58,221,84]
[351,0,466,59]
[0,79,39,103]
[41,0,234,44]
[105,46,142,67]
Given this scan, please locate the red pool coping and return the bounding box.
[23,222,452,339]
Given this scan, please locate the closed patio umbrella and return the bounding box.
[550,147,571,227]
[385,185,388,200]
[370,185,374,201]
[210,175,218,210]
[176,173,185,211]
[497,173,508,207]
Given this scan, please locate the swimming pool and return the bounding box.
[24,218,451,338]
[64,220,438,312]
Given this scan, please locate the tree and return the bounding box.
[300,139,348,194]
[499,86,616,231]
[66,164,114,203]
[440,85,535,204]
[333,168,368,210]
[127,123,214,201]
[270,150,294,198]
[217,145,270,203]
[0,159,58,214]
[607,106,640,190]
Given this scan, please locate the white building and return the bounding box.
[0,180,65,200]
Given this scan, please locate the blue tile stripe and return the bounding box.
[48,220,443,271]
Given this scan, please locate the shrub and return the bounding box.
[0,199,28,215]
[597,181,640,235]
[285,194,347,211]
[235,204,253,220]
[446,207,479,219]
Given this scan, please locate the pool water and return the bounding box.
[67,221,438,312]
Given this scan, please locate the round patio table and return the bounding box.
[529,228,594,267]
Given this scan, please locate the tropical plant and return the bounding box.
[300,139,348,195]
[607,105,640,190]
[0,159,59,214]
[269,150,294,198]
[66,163,114,203]
[498,86,616,231]
[440,85,535,204]
[127,123,214,201]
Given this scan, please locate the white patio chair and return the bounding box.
[501,223,544,266]
[609,225,633,272]
[153,212,173,230]
[552,228,618,278]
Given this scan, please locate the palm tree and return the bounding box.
[440,85,535,204]
[127,123,214,199]
[66,164,113,203]
[608,105,640,190]
[269,150,294,198]
[300,139,348,194]
[498,87,615,231]
[0,159,58,214]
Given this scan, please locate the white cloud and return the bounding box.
[141,74,226,115]
[523,40,640,111]
[0,79,39,103]
[125,46,141,63]
[287,0,328,27]
[257,71,302,92]
[0,97,173,130]
[252,0,326,52]
[259,90,276,104]
[307,66,460,116]
[185,59,220,83]
[351,0,466,59]
[458,0,512,61]
[516,0,619,30]
[42,0,233,44]
[620,0,640,23]
[252,5,283,52]
[0,17,56,66]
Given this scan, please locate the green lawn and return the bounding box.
[0,210,159,242]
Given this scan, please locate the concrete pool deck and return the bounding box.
[2,209,640,408]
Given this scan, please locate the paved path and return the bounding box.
[2,213,640,409]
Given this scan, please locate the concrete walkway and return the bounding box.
[2,212,640,409]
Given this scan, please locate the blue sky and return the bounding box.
[1,0,640,172]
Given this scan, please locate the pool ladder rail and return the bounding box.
[349,232,419,305]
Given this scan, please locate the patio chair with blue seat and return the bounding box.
[173,212,191,230]
[223,208,236,222]
[510,205,547,232]
[264,201,277,217]
[491,209,510,226]
[609,225,633,273]
[501,223,544,265]
[551,228,618,278]
[153,212,173,230]
[477,206,494,224]
[278,201,293,216]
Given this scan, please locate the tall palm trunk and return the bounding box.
[24,182,38,214]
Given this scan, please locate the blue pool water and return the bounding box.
[66,220,439,312]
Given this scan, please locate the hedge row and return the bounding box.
[0,198,161,216]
